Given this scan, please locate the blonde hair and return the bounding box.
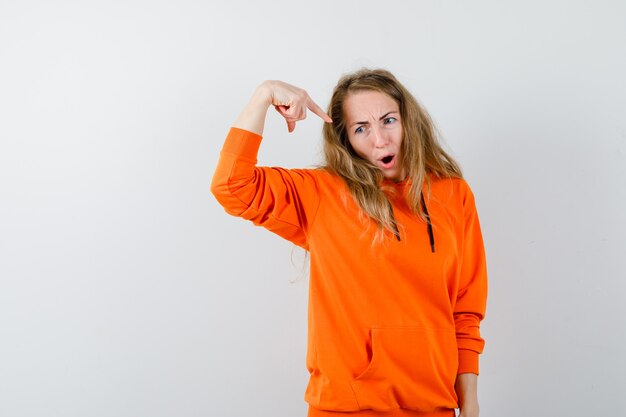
[322,68,463,240]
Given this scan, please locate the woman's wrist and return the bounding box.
[250,81,273,108]
[232,82,273,135]
[455,373,479,408]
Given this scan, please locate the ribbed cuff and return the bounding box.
[457,349,479,375]
[221,127,262,160]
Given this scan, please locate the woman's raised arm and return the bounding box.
[233,80,332,135]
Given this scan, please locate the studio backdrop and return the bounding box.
[1,1,625,416]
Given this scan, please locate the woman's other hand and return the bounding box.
[455,373,479,417]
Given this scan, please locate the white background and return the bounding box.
[1,1,625,416]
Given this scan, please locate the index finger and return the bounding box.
[306,97,333,123]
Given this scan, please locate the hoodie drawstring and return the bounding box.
[421,193,435,253]
[390,192,435,253]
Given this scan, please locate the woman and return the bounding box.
[211,69,487,417]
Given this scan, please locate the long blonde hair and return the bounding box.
[322,68,463,240]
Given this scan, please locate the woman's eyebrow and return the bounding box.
[379,111,398,120]
[349,111,398,128]
[350,120,369,128]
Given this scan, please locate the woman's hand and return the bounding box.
[458,403,479,417]
[233,80,332,135]
[266,80,333,132]
[455,373,479,417]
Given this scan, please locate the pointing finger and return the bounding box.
[307,97,333,123]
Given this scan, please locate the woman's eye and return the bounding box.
[384,117,397,124]
[354,126,364,134]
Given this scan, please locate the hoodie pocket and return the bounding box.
[350,326,459,411]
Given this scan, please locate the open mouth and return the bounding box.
[379,154,395,168]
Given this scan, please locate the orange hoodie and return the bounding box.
[211,128,488,416]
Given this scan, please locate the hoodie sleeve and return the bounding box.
[454,180,488,375]
[210,127,320,249]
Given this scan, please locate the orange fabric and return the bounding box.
[308,406,455,417]
[211,127,488,414]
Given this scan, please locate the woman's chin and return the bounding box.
[382,170,404,182]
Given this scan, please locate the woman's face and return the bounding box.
[343,90,405,181]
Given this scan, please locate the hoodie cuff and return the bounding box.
[221,127,263,160]
[458,349,480,375]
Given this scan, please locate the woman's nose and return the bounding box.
[372,127,388,148]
